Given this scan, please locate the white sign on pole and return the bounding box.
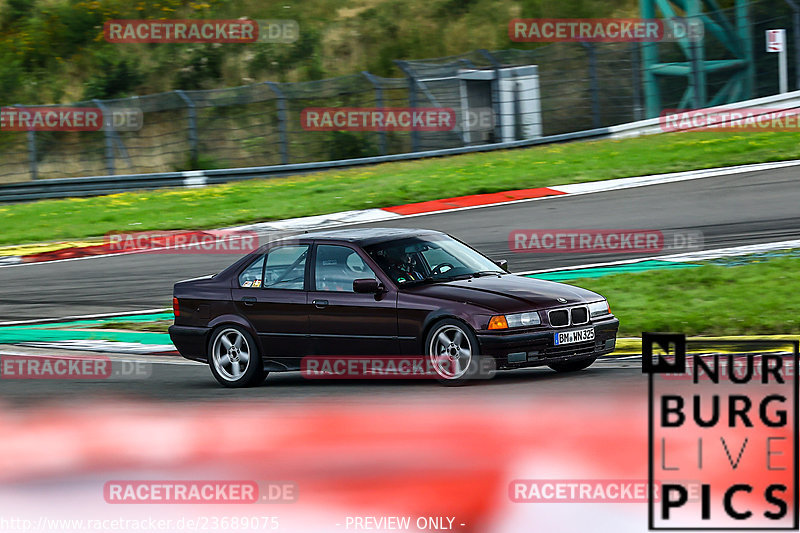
[767,29,788,93]
[766,29,785,52]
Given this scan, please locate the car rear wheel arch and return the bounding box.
[208,314,257,336]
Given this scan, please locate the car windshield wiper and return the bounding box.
[473,270,504,276]
[404,271,503,285]
[402,277,447,286]
[405,272,469,285]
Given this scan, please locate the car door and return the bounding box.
[307,243,399,355]
[231,243,311,363]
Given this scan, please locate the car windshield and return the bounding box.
[365,234,505,285]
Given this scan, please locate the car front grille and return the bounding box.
[548,305,590,327]
[548,309,569,327]
[571,307,588,325]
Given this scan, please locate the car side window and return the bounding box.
[263,245,309,290]
[315,245,377,292]
[238,255,264,288]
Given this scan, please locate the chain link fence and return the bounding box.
[0,0,795,184]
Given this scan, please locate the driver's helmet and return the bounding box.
[384,247,422,282]
[402,252,419,270]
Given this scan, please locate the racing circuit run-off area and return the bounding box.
[2,1,800,532]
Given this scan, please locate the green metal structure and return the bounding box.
[640,0,755,117]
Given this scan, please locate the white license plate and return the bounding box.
[554,327,595,345]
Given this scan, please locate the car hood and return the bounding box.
[404,274,603,313]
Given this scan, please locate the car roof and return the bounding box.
[287,227,444,247]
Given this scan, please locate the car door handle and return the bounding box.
[313,299,329,309]
[241,296,257,306]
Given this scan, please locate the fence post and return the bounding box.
[478,49,503,143]
[630,43,643,122]
[175,90,198,169]
[15,104,38,180]
[689,40,705,108]
[581,43,601,129]
[266,82,289,165]
[362,71,387,156]
[92,99,115,175]
[394,61,420,152]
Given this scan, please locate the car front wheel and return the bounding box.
[208,326,265,388]
[425,319,487,385]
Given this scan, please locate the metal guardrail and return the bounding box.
[0,127,611,203]
[2,87,800,203]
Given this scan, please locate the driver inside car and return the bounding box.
[378,249,426,283]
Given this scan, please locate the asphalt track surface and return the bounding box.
[0,347,643,405]
[1,166,798,322]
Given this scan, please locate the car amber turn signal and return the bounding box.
[488,315,508,330]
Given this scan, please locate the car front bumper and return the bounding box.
[168,325,211,363]
[476,316,619,369]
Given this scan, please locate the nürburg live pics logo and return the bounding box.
[645,333,798,530]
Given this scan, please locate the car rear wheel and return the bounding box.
[208,326,265,388]
[548,355,597,373]
[426,319,485,385]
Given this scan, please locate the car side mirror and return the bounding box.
[353,278,382,293]
[494,259,509,272]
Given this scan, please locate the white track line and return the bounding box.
[0,308,170,327]
[548,158,800,195]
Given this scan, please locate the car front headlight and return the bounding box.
[488,311,541,329]
[588,299,611,318]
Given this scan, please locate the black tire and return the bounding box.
[207,325,265,388]
[548,355,597,373]
[424,318,492,385]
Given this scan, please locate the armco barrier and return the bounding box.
[2,89,800,203]
[608,89,800,138]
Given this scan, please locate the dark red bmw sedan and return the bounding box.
[169,228,619,387]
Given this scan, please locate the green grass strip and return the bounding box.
[1,131,800,246]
